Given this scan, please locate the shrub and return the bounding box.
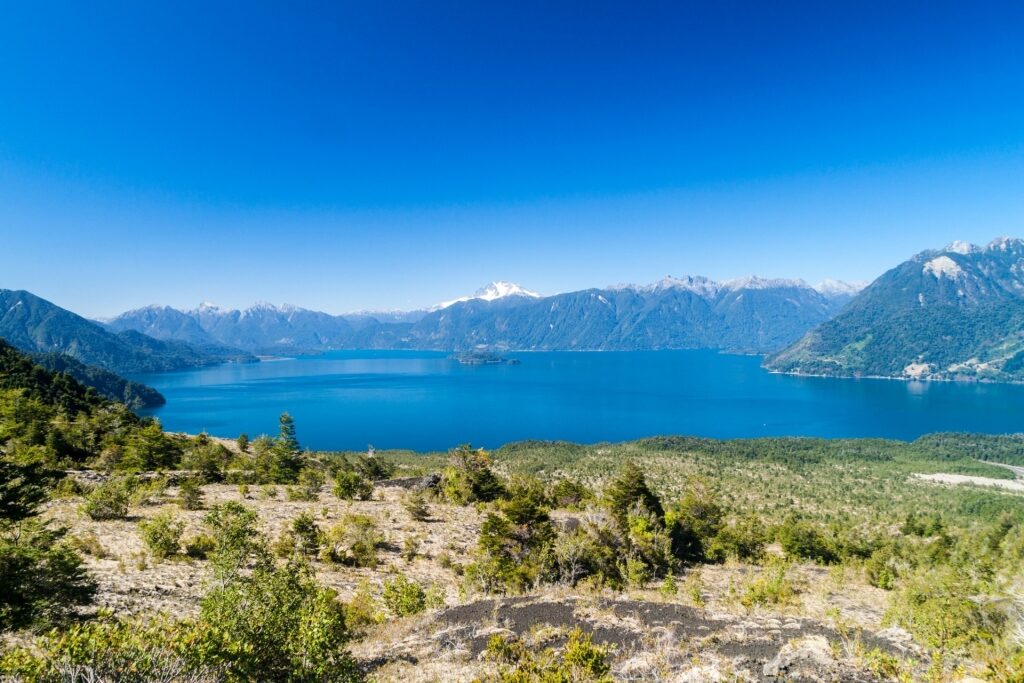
[333,470,372,501]
[290,512,322,557]
[0,520,97,630]
[778,517,838,565]
[740,559,797,609]
[485,627,612,682]
[471,485,556,592]
[69,531,107,558]
[884,566,1004,653]
[549,478,593,510]
[604,461,664,528]
[343,580,382,635]
[402,489,430,521]
[440,444,504,505]
[140,511,184,560]
[381,574,427,617]
[81,477,131,520]
[184,534,217,560]
[196,559,360,681]
[0,615,222,683]
[402,535,421,562]
[203,502,265,576]
[181,439,231,483]
[704,515,767,563]
[179,477,204,510]
[129,477,168,507]
[665,478,723,563]
[321,514,382,567]
[287,468,325,502]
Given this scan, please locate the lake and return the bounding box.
[134,350,1024,451]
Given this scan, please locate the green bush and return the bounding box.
[139,511,184,560]
[777,517,838,564]
[0,615,221,683]
[440,444,505,504]
[203,502,265,576]
[184,533,217,560]
[402,488,430,521]
[321,514,382,567]
[81,477,131,520]
[381,574,427,617]
[485,627,612,682]
[290,512,323,557]
[287,468,325,501]
[739,559,797,609]
[333,470,372,501]
[883,566,1004,653]
[196,559,360,682]
[179,476,204,510]
[604,461,664,528]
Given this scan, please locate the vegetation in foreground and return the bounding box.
[1,341,1023,681]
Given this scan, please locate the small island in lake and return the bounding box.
[450,351,521,365]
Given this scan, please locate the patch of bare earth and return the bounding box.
[46,482,922,681]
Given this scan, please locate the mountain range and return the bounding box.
[104,277,862,355]
[0,289,255,376]
[767,237,1024,381]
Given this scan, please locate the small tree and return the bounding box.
[139,511,184,560]
[82,477,131,520]
[1,460,96,630]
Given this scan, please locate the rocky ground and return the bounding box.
[45,481,930,681]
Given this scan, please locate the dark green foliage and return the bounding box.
[470,481,556,592]
[182,435,232,482]
[548,477,593,509]
[0,458,52,523]
[604,461,664,527]
[254,413,306,484]
[29,352,165,409]
[440,444,505,505]
[81,477,131,520]
[666,478,724,563]
[0,453,95,631]
[290,512,323,557]
[777,516,839,564]
[236,433,249,452]
[333,470,372,500]
[179,476,205,510]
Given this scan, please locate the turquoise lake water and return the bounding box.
[134,350,1024,451]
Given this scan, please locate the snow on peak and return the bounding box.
[723,276,809,291]
[923,255,964,279]
[813,279,868,296]
[646,275,721,297]
[945,240,978,255]
[987,236,1024,252]
[196,301,221,312]
[431,281,541,311]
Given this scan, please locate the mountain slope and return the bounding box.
[766,238,1024,380]
[29,353,165,409]
[0,290,254,375]
[107,277,858,354]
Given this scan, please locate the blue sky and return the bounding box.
[2,2,1024,317]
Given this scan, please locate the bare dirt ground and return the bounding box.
[46,482,924,681]
[912,472,1024,493]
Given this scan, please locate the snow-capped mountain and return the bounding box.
[105,272,863,355]
[430,281,542,311]
[768,237,1024,381]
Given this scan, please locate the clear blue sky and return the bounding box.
[2,1,1024,317]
